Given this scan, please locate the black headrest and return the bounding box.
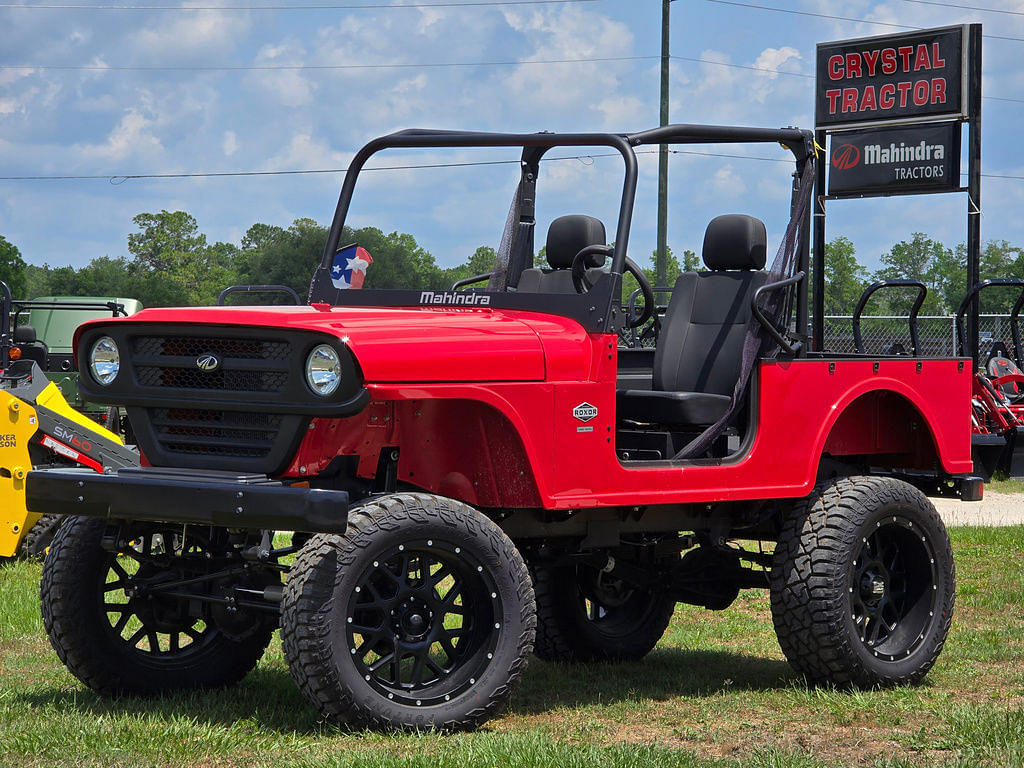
[546,215,607,270]
[13,325,37,344]
[702,214,767,271]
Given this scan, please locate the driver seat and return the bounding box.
[616,214,768,429]
[517,215,607,293]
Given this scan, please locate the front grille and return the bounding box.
[132,334,292,394]
[134,336,290,361]
[137,366,289,392]
[81,324,361,474]
[150,407,283,459]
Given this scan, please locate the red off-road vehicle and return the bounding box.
[29,125,975,730]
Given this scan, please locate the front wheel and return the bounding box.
[281,493,536,730]
[41,517,276,695]
[770,475,955,687]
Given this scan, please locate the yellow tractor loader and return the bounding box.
[0,281,138,559]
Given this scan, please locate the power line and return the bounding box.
[702,0,1024,43]
[8,53,1022,105]
[0,0,595,9]
[5,149,1022,182]
[673,54,811,78]
[897,0,1024,17]
[0,147,799,182]
[670,54,1024,104]
[0,55,657,72]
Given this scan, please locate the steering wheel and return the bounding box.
[571,245,655,329]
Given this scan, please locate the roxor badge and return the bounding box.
[573,402,598,422]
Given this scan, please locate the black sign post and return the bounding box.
[811,24,982,362]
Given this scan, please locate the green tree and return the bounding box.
[0,235,28,298]
[873,233,949,314]
[127,211,206,271]
[927,241,967,315]
[622,245,696,305]
[441,246,498,289]
[973,240,1024,313]
[821,236,868,315]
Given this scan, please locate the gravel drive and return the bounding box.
[931,492,1024,526]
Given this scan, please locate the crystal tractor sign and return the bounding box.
[810,25,983,359]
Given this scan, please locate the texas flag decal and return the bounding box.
[331,244,373,290]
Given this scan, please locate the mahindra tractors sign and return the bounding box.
[828,122,961,196]
[816,26,967,129]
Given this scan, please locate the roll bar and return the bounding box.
[12,300,127,317]
[0,281,11,371]
[955,279,1024,364]
[217,284,302,306]
[322,124,814,281]
[852,280,928,357]
[752,272,806,356]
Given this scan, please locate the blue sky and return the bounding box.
[1,0,1022,277]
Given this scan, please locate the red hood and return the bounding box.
[78,305,562,382]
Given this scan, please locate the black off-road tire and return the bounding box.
[18,513,63,559]
[41,516,274,695]
[531,562,675,662]
[281,493,536,730]
[770,475,955,687]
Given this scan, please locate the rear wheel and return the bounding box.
[531,560,675,662]
[41,517,276,695]
[770,475,955,686]
[281,493,535,730]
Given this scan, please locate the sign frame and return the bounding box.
[826,120,963,199]
[815,24,969,132]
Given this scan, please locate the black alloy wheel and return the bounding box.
[770,475,955,687]
[346,542,502,707]
[282,493,535,730]
[850,517,937,661]
[41,516,274,695]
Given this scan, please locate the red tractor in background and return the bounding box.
[28,124,972,730]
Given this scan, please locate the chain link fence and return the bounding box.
[823,314,1021,358]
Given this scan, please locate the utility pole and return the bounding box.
[656,0,671,287]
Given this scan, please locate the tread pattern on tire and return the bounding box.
[281,492,536,730]
[769,475,955,687]
[41,516,273,695]
[19,513,63,558]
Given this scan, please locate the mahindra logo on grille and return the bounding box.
[573,402,598,423]
[196,353,221,372]
[832,143,861,170]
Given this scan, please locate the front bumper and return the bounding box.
[26,467,349,533]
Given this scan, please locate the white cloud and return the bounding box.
[132,8,250,57]
[265,131,349,171]
[223,130,238,157]
[76,107,163,162]
[754,46,801,80]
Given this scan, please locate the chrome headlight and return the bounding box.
[89,336,120,386]
[305,344,341,397]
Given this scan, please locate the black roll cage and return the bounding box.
[312,124,815,337]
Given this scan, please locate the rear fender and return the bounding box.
[812,375,969,477]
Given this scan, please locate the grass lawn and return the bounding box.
[986,478,1024,495]
[1,526,1022,768]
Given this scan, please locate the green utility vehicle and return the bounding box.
[13,296,142,427]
